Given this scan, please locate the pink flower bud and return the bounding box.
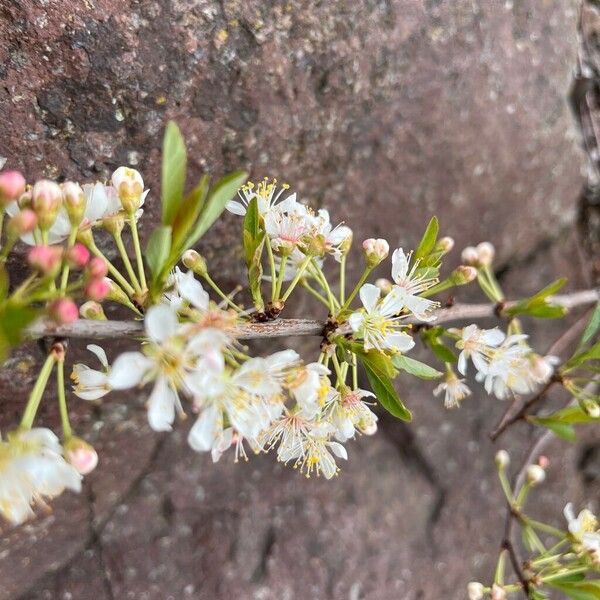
[87,256,109,279]
[65,243,90,269]
[452,265,478,285]
[27,245,63,274]
[537,455,550,469]
[362,238,389,265]
[85,278,111,301]
[65,438,98,475]
[0,170,26,205]
[7,208,37,236]
[32,180,63,229]
[436,236,455,253]
[48,298,79,324]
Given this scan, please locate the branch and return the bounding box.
[25,289,599,341]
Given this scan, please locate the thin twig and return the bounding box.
[500,379,599,598]
[25,288,599,341]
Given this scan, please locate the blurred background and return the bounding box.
[0,1,599,598]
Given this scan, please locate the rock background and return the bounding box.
[1,1,598,599]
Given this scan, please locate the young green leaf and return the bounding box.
[185,170,248,248]
[357,350,410,421]
[414,216,439,261]
[170,174,209,255]
[392,355,443,380]
[146,225,172,278]
[161,122,187,226]
[529,416,577,442]
[580,301,600,347]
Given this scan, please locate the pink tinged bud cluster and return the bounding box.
[0,170,26,205]
[461,242,496,267]
[84,278,111,302]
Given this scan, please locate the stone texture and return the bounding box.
[0,1,596,599]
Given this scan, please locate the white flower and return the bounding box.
[164,267,210,312]
[456,324,506,376]
[310,209,352,261]
[276,421,347,479]
[187,356,268,453]
[389,248,439,321]
[107,304,216,432]
[326,388,378,441]
[286,362,331,419]
[265,208,309,253]
[564,503,600,556]
[0,428,81,525]
[71,344,112,400]
[349,283,415,353]
[226,178,299,217]
[434,373,472,409]
[234,350,300,398]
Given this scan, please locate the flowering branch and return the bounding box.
[25,289,600,341]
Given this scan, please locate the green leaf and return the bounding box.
[538,405,600,425]
[392,355,442,380]
[243,198,265,310]
[506,278,568,319]
[358,351,411,421]
[414,216,439,261]
[529,417,576,442]
[185,170,248,248]
[170,175,209,254]
[161,122,187,226]
[580,301,600,347]
[146,225,172,278]
[564,341,600,372]
[0,303,38,363]
[528,277,567,303]
[547,580,600,600]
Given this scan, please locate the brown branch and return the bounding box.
[25,288,599,342]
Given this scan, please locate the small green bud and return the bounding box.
[182,249,208,277]
[79,301,107,320]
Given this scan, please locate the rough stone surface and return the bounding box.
[0,1,596,599]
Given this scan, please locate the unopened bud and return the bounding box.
[65,437,98,475]
[477,242,495,266]
[490,584,506,600]
[62,181,86,226]
[495,449,510,470]
[32,180,63,230]
[7,208,37,236]
[375,278,393,295]
[27,245,63,274]
[85,278,111,302]
[111,166,144,212]
[0,170,26,205]
[538,455,550,469]
[467,582,485,600]
[451,265,478,285]
[87,257,108,279]
[526,464,546,486]
[65,243,90,269]
[582,398,600,418]
[362,238,389,266]
[461,246,479,266]
[436,236,455,254]
[80,300,106,320]
[182,250,208,277]
[48,298,79,324]
[104,278,130,305]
